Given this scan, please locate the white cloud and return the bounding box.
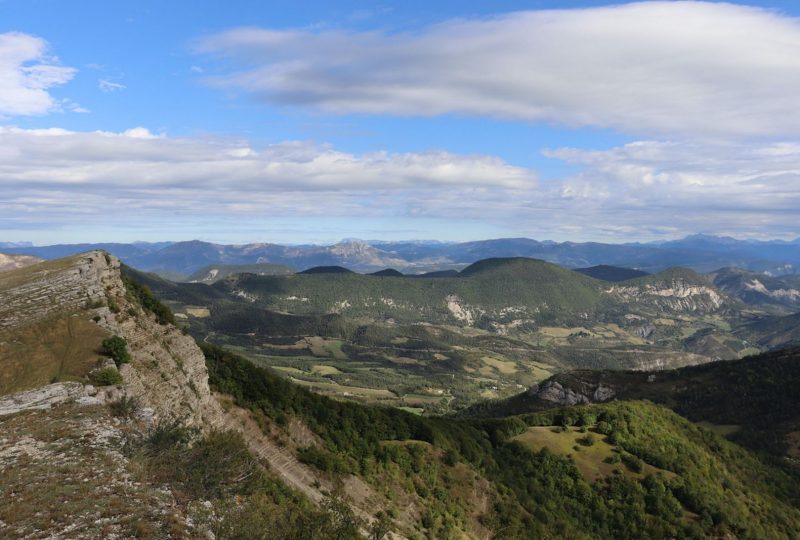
[197,2,800,138]
[98,79,126,93]
[0,126,536,231]
[0,32,76,117]
[1,125,798,240]
[539,140,800,238]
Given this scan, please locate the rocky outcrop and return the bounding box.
[0,251,351,517]
[527,379,616,406]
[606,279,725,313]
[0,251,111,329]
[0,382,104,416]
[64,252,227,430]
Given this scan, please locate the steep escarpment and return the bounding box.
[606,268,727,314]
[0,251,223,429]
[0,252,397,536]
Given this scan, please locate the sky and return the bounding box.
[2,0,800,245]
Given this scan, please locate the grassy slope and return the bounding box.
[0,256,110,395]
[0,316,108,395]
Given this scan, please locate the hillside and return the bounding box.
[461,347,800,456]
[0,252,43,273]
[186,262,295,284]
[574,264,649,282]
[123,257,779,412]
[3,252,800,538]
[710,266,800,313]
[216,257,605,327]
[736,312,800,350]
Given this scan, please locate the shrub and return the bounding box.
[91,367,123,386]
[101,335,131,367]
[110,395,141,419]
[577,434,596,447]
[621,453,644,473]
[122,273,175,325]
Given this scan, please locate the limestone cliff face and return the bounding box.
[606,279,725,313]
[0,251,109,329]
[81,252,226,429]
[0,251,336,510]
[527,379,616,407]
[0,251,224,429]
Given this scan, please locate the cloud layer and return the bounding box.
[1,126,798,240]
[0,32,76,117]
[0,126,536,234]
[198,2,800,138]
[542,140,800,238]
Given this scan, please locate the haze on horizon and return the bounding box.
[2,0,800,245]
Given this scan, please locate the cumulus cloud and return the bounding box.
[197,2,800,138]
[0,32,76,117]
[0,126,536,232]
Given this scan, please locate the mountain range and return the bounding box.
[3,234,800,277]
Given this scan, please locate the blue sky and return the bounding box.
[2,1,800,244]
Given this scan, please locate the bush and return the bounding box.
[110,395,140,418]
[122,273,175,325]
[91,367,123,386]
[621,453,644,473]
[101,335,131,367]
[577,434,596,447]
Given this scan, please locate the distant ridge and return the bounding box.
[298,265,354,274]
[410,269,460,278]
[5,234,799,276]
[574,265,649,282]
[369,268,404,277]
[459,256,556,277]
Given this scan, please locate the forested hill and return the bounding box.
[203,343,800,538]
[460,347,800,456]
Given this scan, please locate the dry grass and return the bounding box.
[0,404,187,539]
[184,306,211,318]
[0,315,108,395]
[481,356,518,375]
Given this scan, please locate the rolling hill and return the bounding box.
[574,264,649,282]
[122,256,783,412]
[186,262,295,284]
[710,266,800,313]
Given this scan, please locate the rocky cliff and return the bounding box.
[606,278,726,313]
[0,251,348,527]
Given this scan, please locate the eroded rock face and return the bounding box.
[606,279,725,313]
[0,382,94,416]
[528,381,590,406]
[528,380,616,406]
[0,251,111,329]
[81,253,226,430]
[0,251,224,430]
